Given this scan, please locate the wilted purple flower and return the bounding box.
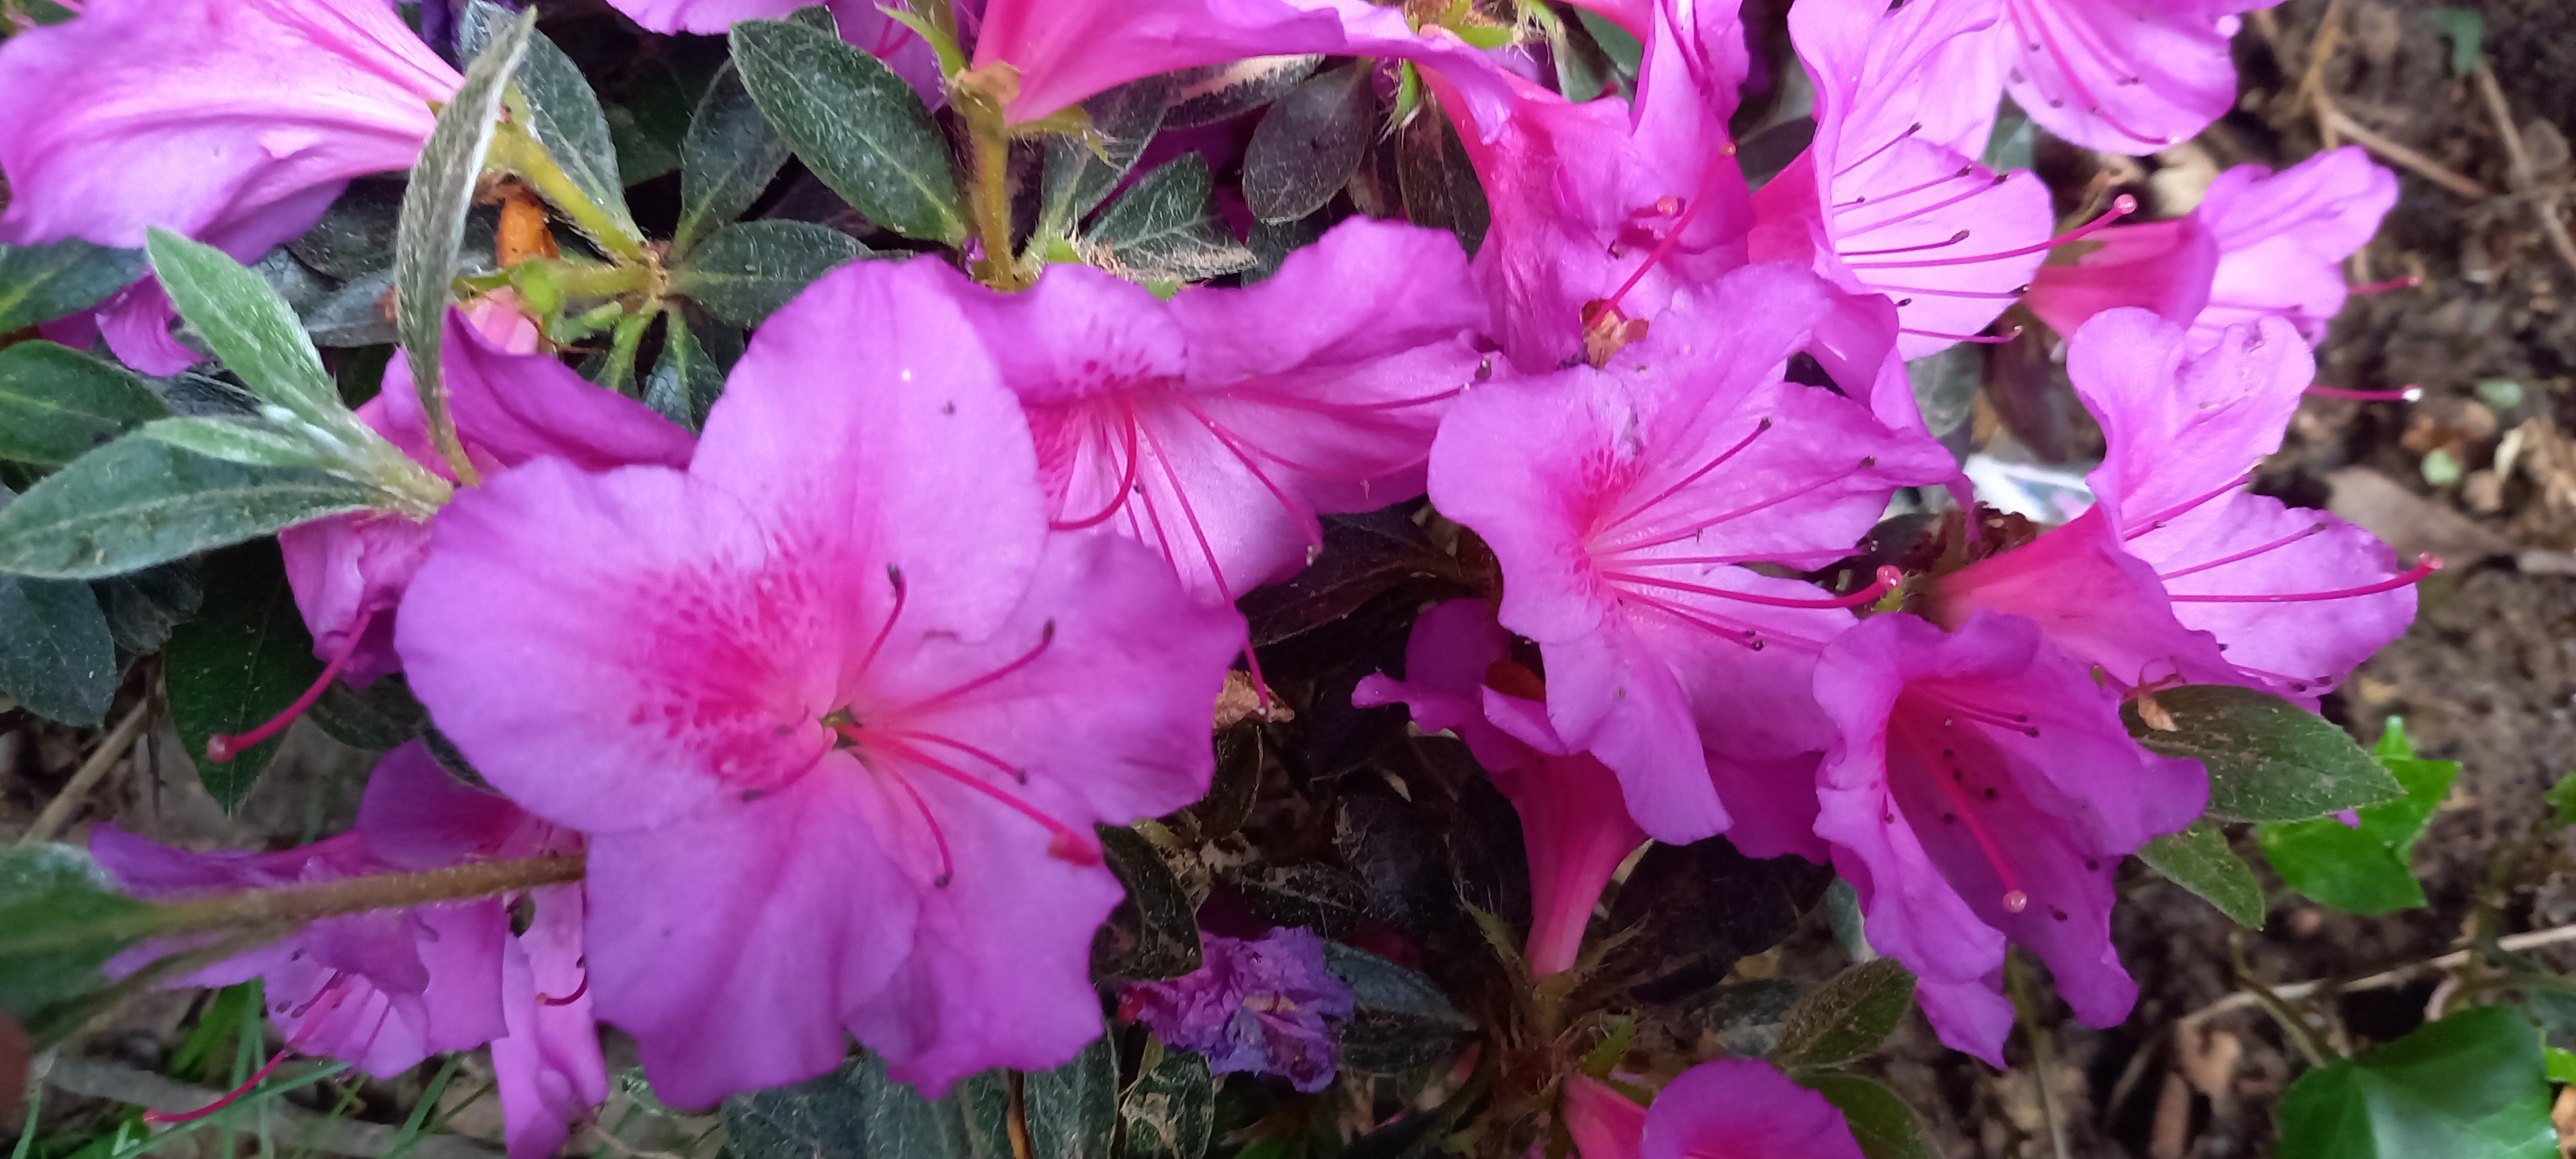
[1119,927,1356,1092]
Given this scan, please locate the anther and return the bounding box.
[537,973,590,1006]
[1846,195,2136,272]
[2305,383,2421,402]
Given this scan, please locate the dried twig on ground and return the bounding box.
[2183,922,2576,1024]
[19,701,155,846]
[2471,62,2576,276]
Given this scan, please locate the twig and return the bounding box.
[2184,923,2576,1023]
[2470,62,2576,277]
[2230,937,2333,1068]
[19,700,155,846]
[2318,105,2493,198]
[2298,0,2351,148]
[43,1057,500,1159]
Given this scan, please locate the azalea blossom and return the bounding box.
[1430,264,1956,847]
[1354,600,1648,977]
[1561,1059,1866,1159]
[1967,0,2283,155]
[972,0,1517,133]
[1750,0,2068,367]
[1118,927,1355,1092]
[2025,147,2401,346]
[0,0,459,372]
[396,256,1242,1106]
[1813,610,2206,1063]
[938,218,1485,607]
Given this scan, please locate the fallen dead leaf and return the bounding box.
[2328,467,2517,561]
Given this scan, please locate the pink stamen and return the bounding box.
[2348,274,2421,296]
[1834,122,1923,178]
[2305,384,2422,402]
[1835,164,1978,211]
[1602,565,1903,610]
[875,757,956,887]
[208,608,375,762]
[1601,419,1772,532]
[2157,523,2324,581]
[1050,404,1144,531]
[144,1049,298,1125]
[893,621,1055,717]
[882,728,1028,785]
[1613,587,1781,654]
[1879,283,2031,302]
[2123,469,2257,540]
[878,737,1101,865]
[1916,692,2041,737]
[1600,154,1731,315]
[1600,469,1850,556]
[853,565,908,678]
[1900,325,2023,344]
[1837,175,2011,240]
[2169,554,2442,603]
[1846,196,2137,271]
[536,973,589,1006]
[1844,230,1971,259]
[1898,719,2032,916]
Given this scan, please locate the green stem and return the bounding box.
[600,308,653,396]
[490,125,649,267]
[955,75,1032,291]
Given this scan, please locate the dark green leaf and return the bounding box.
[1183,724,1262,842]
[1095,824,1202,983]
[1161,57,1321,129]
[1242,510,1461,648]
[1333,793,1450,936]
[0,438,377,580]
[668,220,867,326]
[146,231,341,428]
[0,843,150,1021]
[1039,79,1171,240]
[2123,685,2403,823]
[1118,1042,1214,1159]
[1243,65,1372,224]
[1446,775,1531,936]
[1245,213,1329,285]
[164,543,324,809]
[1689,978,1803,1059]
[307,674,426,751]
[2427,8,2485,78]
[93,561,201,654]
[1982,110,2036,174]
[0,341,167,465]
[1084,156,1256,284]
[2275,1005,2556,1159]
[1321,941,1472,1074]
[2140,819,2267,928]
[723,1050,999,1159]
[643,308,727,433]
[397,6,534,458]
[422,724,495,792]
[287,180,404,281]
[0,573,113,726]
[138,416,342,470]
[1546,7,1621,102]
[1573,10,1643,80]
[1592,838,1827,1005]
[304,270,401,349]
[2549,771,2576,827]
[1800,1071,1941,1159]
[1225,861,1367,938]
[1394,101,1488,255]
[0,239,146,333]
[1023,1032,1117,1159]
[1905,343,1980,441]
[2257,719,2458,917]
[459,3,640,246]
[676,62,792,255]
[730,19,966,244]
[1769,959,1917,1071]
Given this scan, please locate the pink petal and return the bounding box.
[1564,1073,1647,1159]
[2195,146,2399,343]
[2130,493,2414,699]
[1639,1059,1867,1159]
[2071,310,2312,532]
[2023,218,2221,340]
[494,884,606,1159]
[1927,507,2238,693]
[1982,0,2241,155]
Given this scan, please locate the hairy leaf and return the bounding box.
[2139,820,2267,928]
[1039,79,1171,240]
[164,543,325,809]
[0,342,167,466]
[2123,685,2402,823]
[0,239,146,332]
[1801,1071,1941,1159]
[730,19,966,243]
[1322,941,1472,1074]
[1244,65,1373,223]
[1084,156,1256,284]
[1022,1032,1117,1159]
[676,62,793,254]
[460,3,640,245]
[147,230,343,430]
[0,438,376,580]
[0,574,113,726]
[668,220,868,326]
[1770,959,1917,1071]
[0,843,151,1021]
[1095,824,1202,982]
[1117,1043,1214,1159]
[1161,56,1321,128]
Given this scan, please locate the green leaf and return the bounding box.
[1118,1042,1215,1159]
[1084,156,1256,284]
[0,843,150,1021]
[675,62,793,256]
[163,542,325,808]
[2139,820,2268,928]
[1573,10,1643,80]
[2547,771,2576,827]
[2257,737,2458,918]
[1038,79,1170,243]
[137,416,341,470]
[0,341,167,466]
[2548,1046,2576,1084]
[1905,343,1980,441]
[2275,1006,2557,1159]
[1321,941,1473,1074]
[728,19,967,244]
[2427,8,2485,78]
[0,438,377,580]
[482,14,641,245]
[306,674,425,751]
[1799,1071,1942,1159]
[1160,57,1321,129]
[1243,64,1373,224]
[1022,1032,1117,1159]
[643,308,727,433]
[0,239,146,332]
[667,220,867,326]
[146,230,344,430]
[1394,98,1489,255]
[2123,685,2404,822]
[0,572,113,726]
[93,560,202,654]
[1094,824,1203,983]
[397,5,535,460]
[1769,959,1917,1070]
[723,1050,1002,1159]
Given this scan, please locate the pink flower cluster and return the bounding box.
[0,0,2423,1149]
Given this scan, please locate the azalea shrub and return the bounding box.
[0,0,2548,1157]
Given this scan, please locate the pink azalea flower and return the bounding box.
[1428,264,1955,847]
[0,0,459,373]
[972,0,1517,133]
[1353,601,1648,977]
[88,744,598,1158]
[1812,610,2206,1064]
[2027,147,2400,346]
[939,218,1485,608]
[279,296,696,686]
[1750,0,2070,363]
[600,0,945,105]
[1967,0,2280,155]
[394,256,1243,1106]
[1430,0,1753,373]
[1562,1059,1867,1159]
